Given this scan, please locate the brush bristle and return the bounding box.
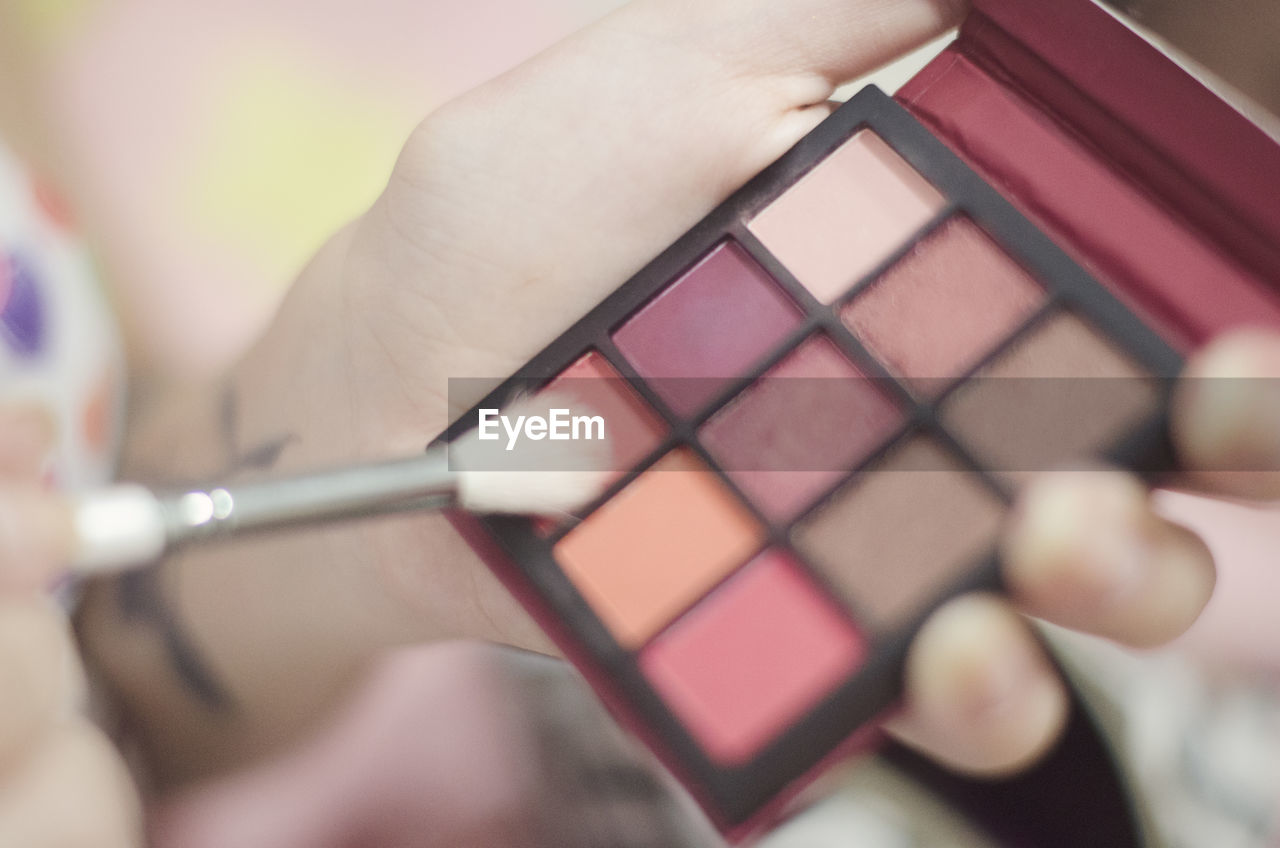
[448,391,614,516]
[72,484,169,573]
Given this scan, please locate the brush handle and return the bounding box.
[72,450,454,574]
[167,450,454,542]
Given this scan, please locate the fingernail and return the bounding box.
[918,596,1046,726]
[1176,332,1280,472]
[962,635,1042,723]
[1010,471,1151,600]
[1085,480,1159,606]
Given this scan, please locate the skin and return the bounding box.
[0,0,1276,842]
[0,405,141,848]
[148,643,725,848]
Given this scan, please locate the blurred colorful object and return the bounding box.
[0,251,46,357]
[0,143,124,488]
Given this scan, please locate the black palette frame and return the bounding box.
[439,85,1183,834]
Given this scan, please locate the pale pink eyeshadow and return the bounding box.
[749,130,946,304]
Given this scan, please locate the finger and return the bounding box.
[0,402,56,481]
[0,487,75,594]
[0,721,141,848]
[0,600,73,769]
[370,0,969,419]
[653,0,967,86]
[1172,329,1280,500]
[1002,470,1216,649]
[887,594,1068,776]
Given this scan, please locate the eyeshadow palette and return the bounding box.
[442,85,1183,836]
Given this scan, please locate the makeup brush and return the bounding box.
[69,393,611,575]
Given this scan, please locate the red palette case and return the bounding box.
[899,0,1280,350]
[441,0,1280,841]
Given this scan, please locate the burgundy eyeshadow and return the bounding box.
[612,241,804,417]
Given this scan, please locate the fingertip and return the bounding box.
[1173,329,1280,499]
[1002,471,1216,648]
[1003,471,1149,616]
[1134,520,1216,649]
[0,487,75,594]
[891,594,1068,777]
[0,600,73,767]
[0,721,142,848]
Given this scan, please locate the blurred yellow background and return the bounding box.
[3,0,625,376]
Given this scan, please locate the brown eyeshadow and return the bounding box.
[840,217,1044,393]
[793,437,1004,632]
[940,312,1159,485]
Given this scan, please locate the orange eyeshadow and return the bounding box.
[553,449,764,647]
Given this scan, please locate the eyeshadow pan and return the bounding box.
[841,217,1044,392]
[700,335,900,523]
[541,351,666,473]
[748,130,946,304]
[941,312,1159,483]
[554,449,764,647]
[640,549,864,765]
[613,241,803,417]
[795,437,1004,632]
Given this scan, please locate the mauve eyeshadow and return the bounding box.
[700,335,901,523]
[841,218,1044,393]
[794,437,1004,632]
[613,241,803,417]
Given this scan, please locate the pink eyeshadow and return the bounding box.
[540,351,666,473]
[640,550,864,765]
[841,218,1044,391]
[532,352,668,535]
[748,130,946,304]
[613,241,802,417]
[700,336,900,522]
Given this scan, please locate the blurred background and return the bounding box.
[0,0,630,378]
[0,0,1277,841]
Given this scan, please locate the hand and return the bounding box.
[81,0,1257,791]
[0,403,141,847]
[150,643,719,848]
